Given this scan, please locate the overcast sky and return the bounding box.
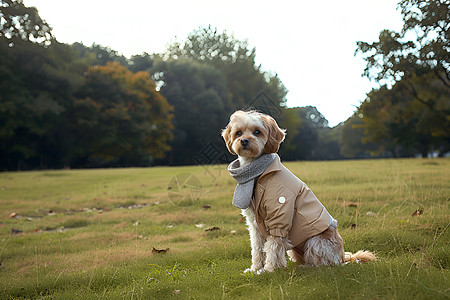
[24,0,403,126]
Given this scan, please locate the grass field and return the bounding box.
[0,158,449,299]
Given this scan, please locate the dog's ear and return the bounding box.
[262,115,286,154]
[221,124,236,155]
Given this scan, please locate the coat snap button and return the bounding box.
[278,196,286,204]
[259,188,263,193]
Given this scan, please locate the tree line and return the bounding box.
[0,0,448,171]
[342,0,449,158]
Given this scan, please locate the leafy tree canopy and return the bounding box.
[163,25,288,110]
[354,0,450,157]
[279,106,342,161]
[356,0,449,86]
[0,0,53,45]
[165,25,254,64]
[72,62,173,167]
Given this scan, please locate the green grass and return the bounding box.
[0,159,449,299]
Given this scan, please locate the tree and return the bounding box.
[399,0,449,83]
[357,86,406,157]
[277,107,301,158]
[355,0,450,157]
[316,126,344,160]
[280,107,318,161]
[164,25,288,110]
[357,71,450,157]
[71,42,129,68]
[0,36,81,169]
[0,0,84,170]
[129,52,154,73]
[72,62,173,167]
[356,0,449,86]
[0,0,53,45]
[147,58,231,165]
[340,113,378,158]
[165,25,254,64]
[146,26,289,165]
[279,106,342,160]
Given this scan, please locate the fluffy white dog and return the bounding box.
[222,110,374,273]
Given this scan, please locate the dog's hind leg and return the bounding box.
[303,228,344,267]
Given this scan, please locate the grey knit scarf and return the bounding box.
[228,153,277,209]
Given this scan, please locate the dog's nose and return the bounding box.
[241,138,249,146]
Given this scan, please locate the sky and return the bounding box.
[23,0,404,127]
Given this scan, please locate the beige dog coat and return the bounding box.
[251,156,337,247]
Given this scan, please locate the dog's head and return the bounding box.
[221,110,286,158]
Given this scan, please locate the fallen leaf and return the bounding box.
[205,226,220,232]
[152,247,169,254]
[8,212,17,218]
[412,209,423,217]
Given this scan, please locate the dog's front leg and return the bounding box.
[241,208,265,273]
[263,235,289,272]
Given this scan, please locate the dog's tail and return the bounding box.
[344,250,376,263]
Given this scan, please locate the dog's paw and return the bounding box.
[264,263,284,272]
[243,266,265,274]
[264,266,275,272]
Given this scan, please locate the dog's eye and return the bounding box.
[253,130,261,136]
[236,131,242,136]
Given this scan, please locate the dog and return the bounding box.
[222,110,375,273]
